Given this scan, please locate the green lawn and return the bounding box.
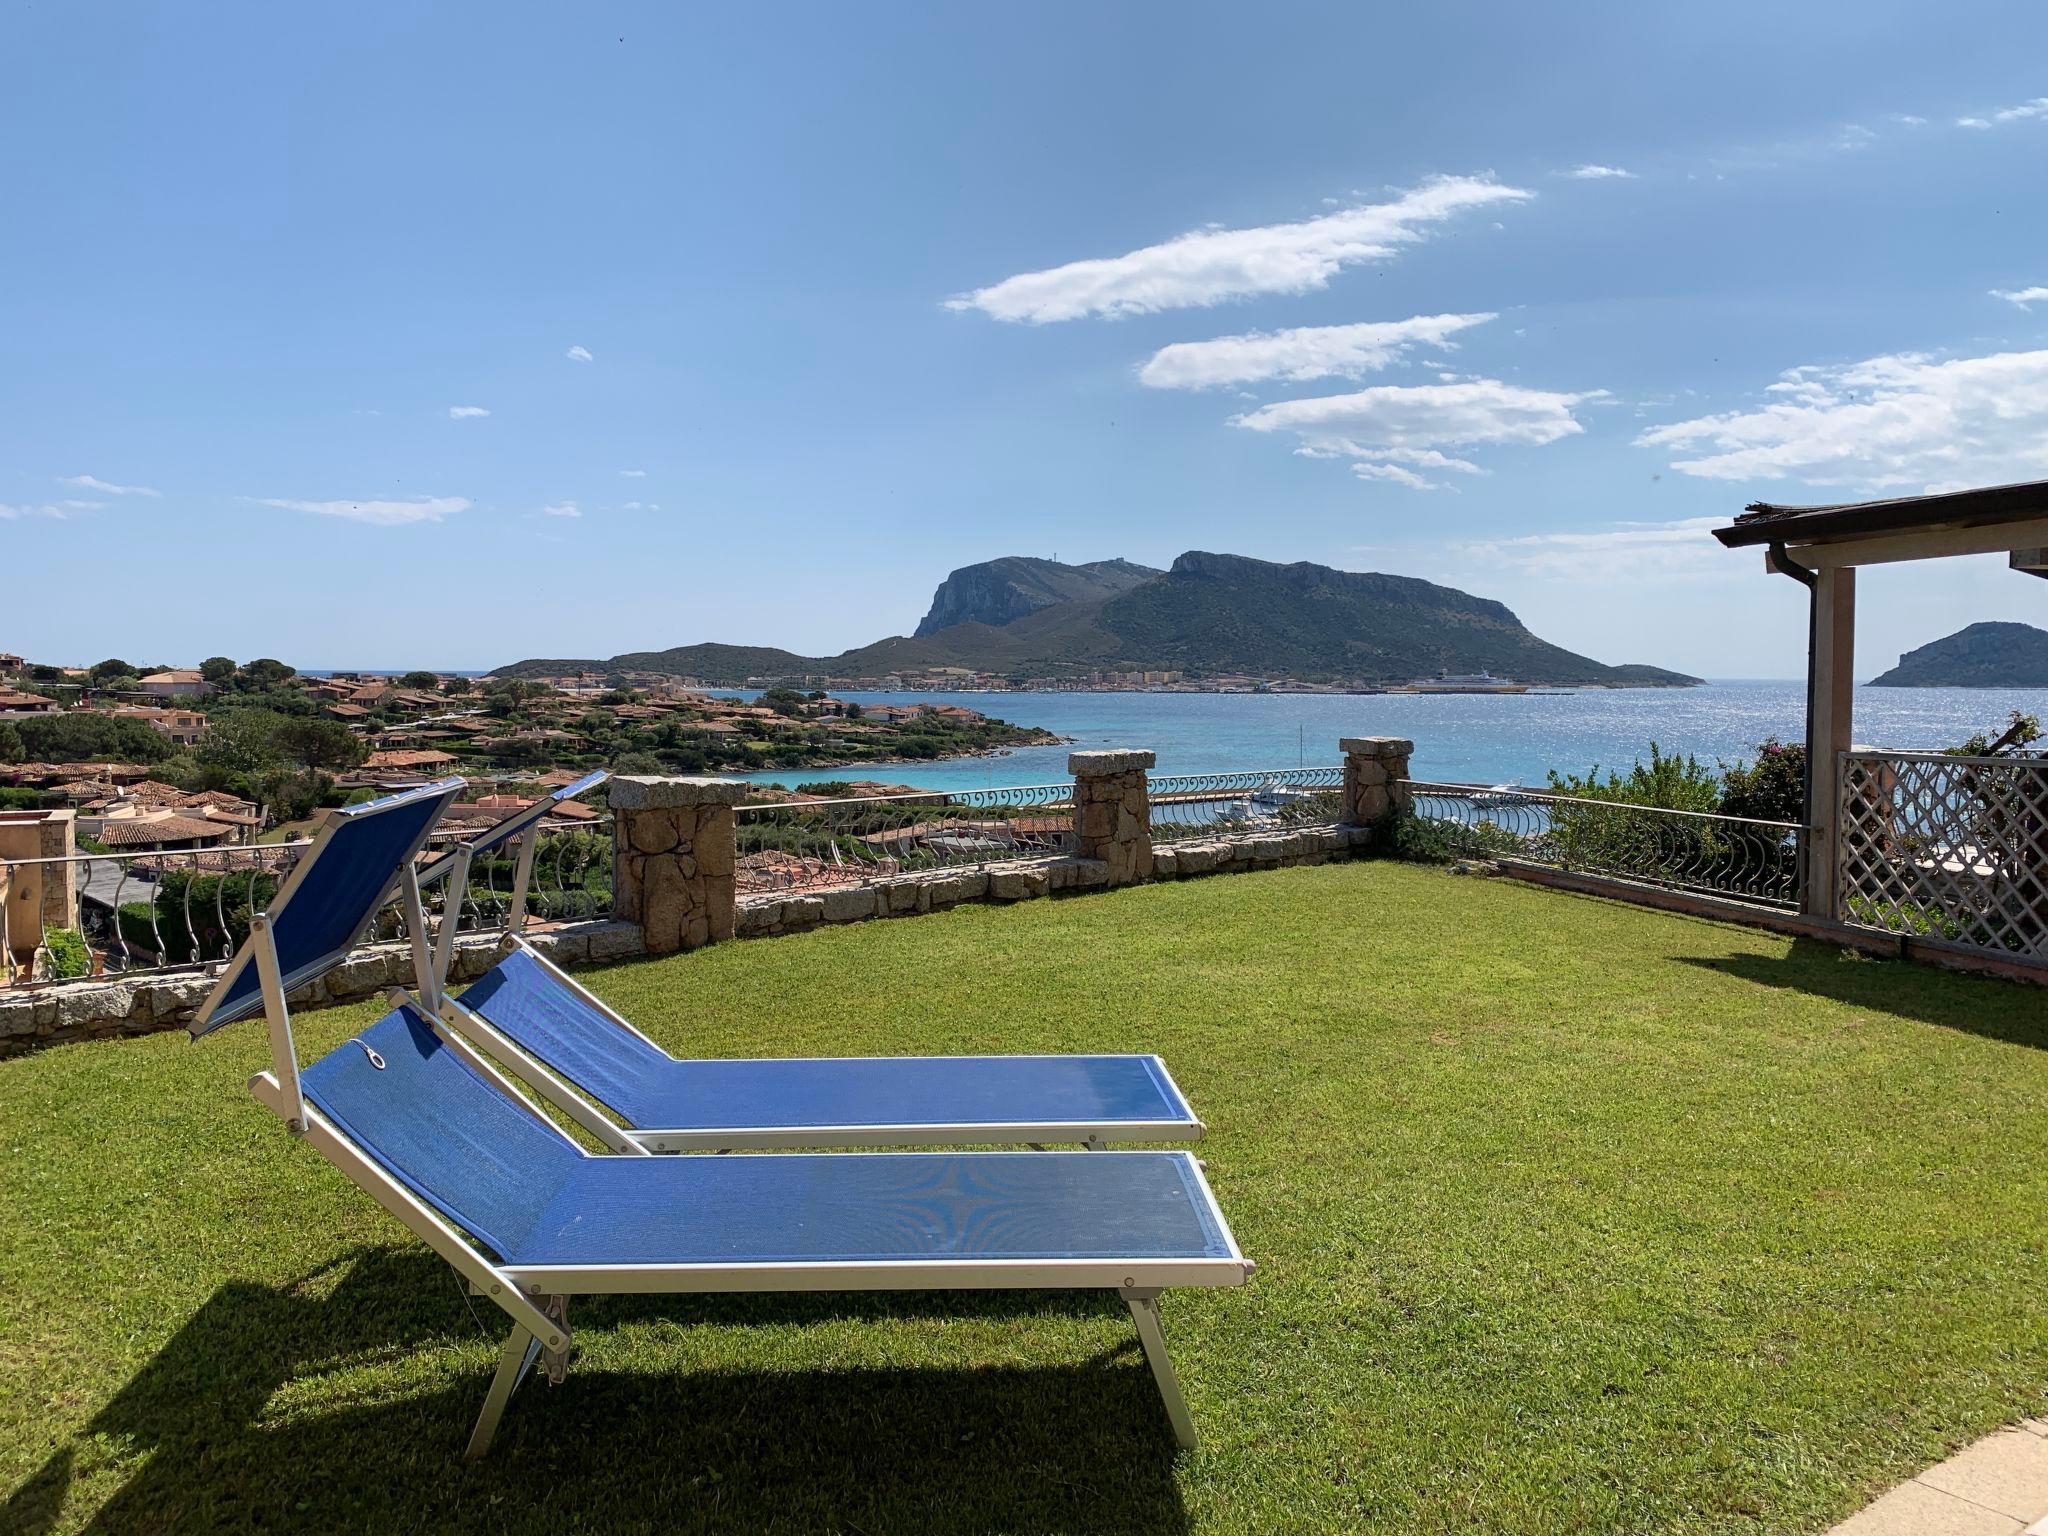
[7,862,2048,1534]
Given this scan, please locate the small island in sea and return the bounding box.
[1869,620,2048,687]
[500,550,1700,693]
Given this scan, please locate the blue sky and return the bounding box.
[5,3,2048,678]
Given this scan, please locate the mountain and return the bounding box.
[1869,621,2048,687]
[915,557,1159,635]
[497,550,1700,687]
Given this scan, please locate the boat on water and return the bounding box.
[1407,670,1529,695]
[1469,781,1526,808]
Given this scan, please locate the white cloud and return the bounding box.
[1453,516,1733,582]
[619,468,647,477]
[257,495,471,527]
[62,473,160,497]
[448,405,491,419]
[1957,97,2048,129]
[1232,379,1602,489]
[1991,286,2048,309]
[1139,311,1494,390]
[0,501,73,521]
[1636,347,2048,490]
[541,501,582,518]
[1561,164,1635,180]
[566,344,594,363]
[620,501,644,510]
[945,176,1531,324]
[1894,114,1928,127]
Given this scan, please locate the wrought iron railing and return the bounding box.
[1406,780,1806,910]
[1838,749,2048,958]
[1147,767,1344,843]
[735,784,1076,894]
[1,811,610,988]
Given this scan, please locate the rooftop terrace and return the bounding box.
[6,861,2048,1533]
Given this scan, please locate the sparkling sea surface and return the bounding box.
[722,681,2048,793]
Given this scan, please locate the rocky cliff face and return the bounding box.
[915,556,1160,636]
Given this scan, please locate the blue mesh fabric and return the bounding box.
[300,1008,1233,1269]
[462,947,1196,1133]
[301,1006,582,1259]
[197,781,459,1033]
[526,1148,1231,1267]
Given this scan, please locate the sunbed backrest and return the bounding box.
[195,779,463,1034]
[461,947,672,1119]
[300,1005,583,1261]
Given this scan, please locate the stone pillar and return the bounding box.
[609,776,744,955]
[1069,749,1155,886]
[1340,737,1414,825]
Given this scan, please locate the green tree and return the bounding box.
[198,710,286,778]
[200,656,237,683]
[1952,711,2042,758]
[273,715,368,776]
[400,670,440,690]
[241,657,296,688]
[0,720,21,763]
[15,712,178,765]
[88,658,136,685]
[755,686,810,718]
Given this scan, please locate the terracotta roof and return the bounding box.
[364,748,458,769]
[93,814,236,847]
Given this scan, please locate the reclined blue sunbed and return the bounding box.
[196,781,1251,1457]
[417,772,1205,1151]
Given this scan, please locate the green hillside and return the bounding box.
[1870,621,2048,687]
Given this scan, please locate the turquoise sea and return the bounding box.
[725,681,2048,793]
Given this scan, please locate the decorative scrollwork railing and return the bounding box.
[1146,767,1344,843]
[1,806,609,988]
[1838,750,2048,958]
[1406,780,1806,910]
[734,783,1077,894]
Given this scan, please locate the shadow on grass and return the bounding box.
[1679,937,2048,1049]
[6,1247,1189,1536]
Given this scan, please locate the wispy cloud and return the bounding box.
[1233,379,1602,490]
[1957,97,2048,129]
[257,495,471,527]
[0,501,76,521]
[1560,164,1635,180]
[448,405,491,419]
[541,501,582,518]
[1893,114,1928,127]
[1637,348,2048,490]
[1454,516,1732,581]
[619,468,647,477]
[565,344,594,363]
[62,473,160,497]
[1992,286,2048,310]
[1140,312,1494,391]
[945,176,1531,324]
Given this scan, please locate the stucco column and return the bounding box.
[1069,749,1155,886]
[1340,737,1414,824]
[609,776,744,954]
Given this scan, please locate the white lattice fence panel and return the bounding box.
[1838,752,2048,957]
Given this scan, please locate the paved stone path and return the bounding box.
[1829,1420,2048,1535]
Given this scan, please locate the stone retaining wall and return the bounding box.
[0,921,648,1056]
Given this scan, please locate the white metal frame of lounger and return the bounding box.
[247,1065,1248,1457]
[427,936,1207,1152]
[210,786,1246,1458]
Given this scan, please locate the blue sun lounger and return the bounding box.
[417,772,1205,1151]
[196,782,1251,1457]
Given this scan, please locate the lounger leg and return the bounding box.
[1082,1135,1107,1151]
[465,1325,541,1461]
[1122,1290,1197,1450]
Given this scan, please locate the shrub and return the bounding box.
[42,927,91,979]
[1718,739,1805,823]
